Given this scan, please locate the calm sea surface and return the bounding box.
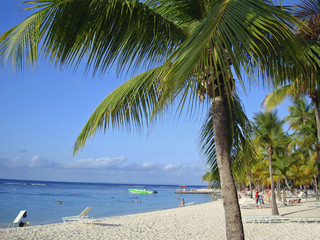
[0,179,213,226]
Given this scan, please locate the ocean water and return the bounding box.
[0,179,213,227]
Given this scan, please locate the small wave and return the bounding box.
[2,182,28,186]
[30,184,47,186]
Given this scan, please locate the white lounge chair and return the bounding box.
[239,198,256,209]
[242,215,288,224]
[7,210,27,228]
[183,202,196,207]
[62,207,93,223]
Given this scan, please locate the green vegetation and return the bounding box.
[203,96,320,208]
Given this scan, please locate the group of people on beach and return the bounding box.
[237,187,310,208]
[253,190,271,209]
[238,188,272,209]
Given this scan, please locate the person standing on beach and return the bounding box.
[254,190,259,208]
[258,191,264,209]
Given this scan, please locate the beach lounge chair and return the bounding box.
[183,202,196,207]
[239,198,256,209]
[62,207,93,223]
[242,215,288,224]
[7,210,27,228]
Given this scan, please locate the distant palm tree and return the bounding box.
[253,111,286,215]
[263,0,320,200]
[273,141,298,203]
[284,98,313,130]
[0,1,310,239]
[285,98,320,198]
[294,0,320,140]
[290,148,315,190]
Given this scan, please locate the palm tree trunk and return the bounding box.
[316,144,320,200]
[249,174,253,199]
[284,177,292,192]
[310,95,320,200]
[268,150,279,215]
[277,180,281,202]
[211,97,244,240]
[314,175,318,197]
[311,96,320,143]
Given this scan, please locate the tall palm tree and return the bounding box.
[263,0,320,199]
[253,111,286,215]
[273,152,297,192]
[285,98,320,198]
[272,132,295,187]
[284,98,313,130]
[0,1,310,239]
[273,148,299,203]
[294,0,320,141]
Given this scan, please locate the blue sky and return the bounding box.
[0,0,294,185]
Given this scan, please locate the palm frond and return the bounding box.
[253,110,286,152]
[73,66,165,154]
[294,0,320,40]
[160,0,307,107]
[262,85,291,111]
[0,0,187,74]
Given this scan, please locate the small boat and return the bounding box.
[128,189,157,194]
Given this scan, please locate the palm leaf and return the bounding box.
[160,0,307,108]
[0,0,187,74]
[73,65,166,154]
[262,85,291,111]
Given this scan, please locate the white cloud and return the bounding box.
[3,157,29,168]
[29,155,60,168]
[64,157,126,169]
[141,162,158,168]
[163,163,181,171]
[0,155,206,184]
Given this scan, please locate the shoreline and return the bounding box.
[1,198,320,240]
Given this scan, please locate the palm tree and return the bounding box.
[263,0,320,198]
[290,148,315,191]
[253,111,287,215]
[285,98,320,198]
[273,151,298,203]
[273,154,297,192]
[284,98,313,130]
[0,1,310,239]
[294,0,320,141]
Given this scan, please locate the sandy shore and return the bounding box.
[1,198,320,240]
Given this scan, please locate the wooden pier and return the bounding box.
[175,189,217,194]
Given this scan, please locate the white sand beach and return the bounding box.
[1,198,320,240]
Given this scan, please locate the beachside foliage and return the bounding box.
[232,97,319,198]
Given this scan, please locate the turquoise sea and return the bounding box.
[0,179,213,227]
